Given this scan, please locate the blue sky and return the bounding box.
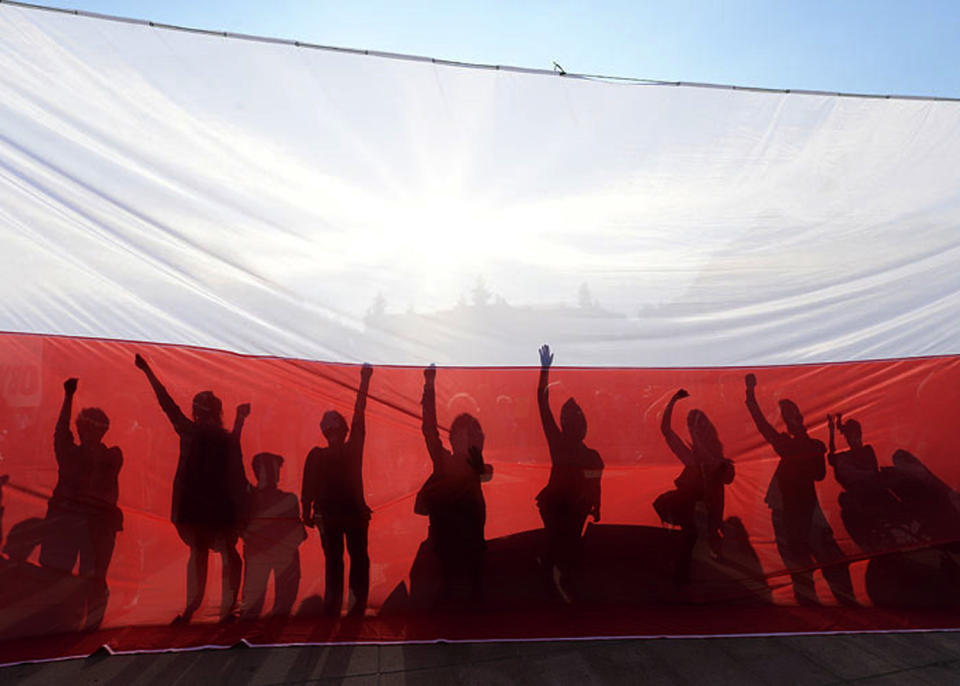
[23,0,960,98]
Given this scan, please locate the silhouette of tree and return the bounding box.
[364,292,386,322]
[471,277,492,307]
[578,283,596,309]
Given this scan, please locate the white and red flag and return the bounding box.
[2,2,960,662]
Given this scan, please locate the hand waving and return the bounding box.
[539,344,554,368]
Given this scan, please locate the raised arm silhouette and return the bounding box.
[826,413,901,553]
[824,412,960,607]
[828,415,880,492]
[535,344,603,602]
[745,373,855,605]
[301,363,373,618]
[655,388,733,582]
[135,353,249,624]
[414,363,493,607]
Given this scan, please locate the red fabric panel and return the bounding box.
[1,332,959,662]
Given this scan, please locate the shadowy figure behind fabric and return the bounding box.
[656,388,734,582]
[135,354,249,623]
[301,364,373,617]
[535,344,603,602]
[828,414,960,606]
[241,452,305,619]
[883,449,960,544]
[745,374,855,605]
[415,364,493,607]
[37,378,122,630]
[827,414,895,552]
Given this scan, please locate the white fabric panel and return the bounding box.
[2,4,960,367]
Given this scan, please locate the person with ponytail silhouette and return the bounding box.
[656,388,733,582]
[135,354,250,623]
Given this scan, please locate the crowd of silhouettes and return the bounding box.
[4,346,960,628]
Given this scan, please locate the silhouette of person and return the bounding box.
[883,449,960,546]
[744,373,855,605]
[535,344,603,602]
[301,364,373,617]
[415,363,493,605]
[37,378,122,630]
[826,413,960,551]
[827,415,879,488]
[135,354,249,623]
[823,415,960,606]
[656,388,734,582]
[240,452,305,619]
[826,413,897,552]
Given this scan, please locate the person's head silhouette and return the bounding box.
[560,398,587,442]
[892,448,920,469]
[450,413,484,455]
[252,452,283,490]
[687,409,722,459]
[778,399,805,436]
[192,391,223,427]
[321,410,348,446]
[839,419,863,449]
[76,407,109,446]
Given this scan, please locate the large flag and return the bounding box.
[2,1,960,663]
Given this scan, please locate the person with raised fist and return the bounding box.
[301,363,374,618]
[745,373,855,606]
[135,353,250,624]
[415,363,493,606]
[39,377,123,630]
